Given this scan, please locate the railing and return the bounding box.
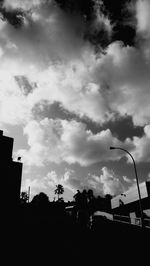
[113,214,131,224]
[113,214,150,228]
[143,218,150,228]
[131,217,141,226]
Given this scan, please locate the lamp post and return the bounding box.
[110,146,144,229]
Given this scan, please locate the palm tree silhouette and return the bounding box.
[54,184,64,201]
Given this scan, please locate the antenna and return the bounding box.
[28,186,30,203]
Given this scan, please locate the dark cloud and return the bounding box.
[101,115,144,141]
[55,0,136,47]
[2,0,150,198]
[1,0,111,50]
[32,101,78,121]
[0,2,25,28]
[55,0,111,49]
[100,0,136,44]
[15,75,35,95]
[54,0,95,20]
[0,0,136,51]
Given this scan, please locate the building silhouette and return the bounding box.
[111,181,150,226]
[0,130,23,214]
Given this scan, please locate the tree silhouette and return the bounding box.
[104,194,113,211]
[74,189,90,209]
[31,192,49,207]
[105,194,113,200]
[87,189,94,202]
[73,190,81,202]
[54,184,64,201]
[20,191,29,204]
[73,189,90,228]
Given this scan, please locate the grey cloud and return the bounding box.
[99,167,125,196]
[17,118,135,167]
[129,125,150,162]
[3,0,46,11]
[46,166,126,197]
[2,0,150,129]
[14,75,35,95]
[0,2,89,68]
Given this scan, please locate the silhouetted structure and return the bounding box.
[20,191,29,204]
[111,181,150,226]
[0,130,23,214]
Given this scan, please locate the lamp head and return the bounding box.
[110,146,116,150]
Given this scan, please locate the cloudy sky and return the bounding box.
[1,0,150,201]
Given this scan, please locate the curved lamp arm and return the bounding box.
[110,146,144,229]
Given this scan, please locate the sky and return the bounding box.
[1,0,150,201]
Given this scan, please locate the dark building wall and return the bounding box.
[1,162,23,206]
[0,131,23,213]
[0,131,13,162]
[146,182,150,197]
[112,197,150,218]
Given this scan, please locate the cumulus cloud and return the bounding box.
[99,167,124,195]
[44,170,59,187]
[1,38,150,128]
[30,40,150,127]
[135,0,150,58]
[0,0,150,129]
[3,0,45,11]
[1,0,150,201]
[17,118,134,167]
[17,118,62,166]
[122,176,133,184]
[16,115,149,172]
[0,1,89,65]
[136,0,150,37]
[44,169,77,192]
[21,177,47,196]
[96,41,150,126]
[21,165,137,198]
[0,0,111,126]
[21,169,78,198]
[0,69,33,125]
[93,3,112,35]
[65,166,126,196]
[40,166,126,197]
[128,124,150,162]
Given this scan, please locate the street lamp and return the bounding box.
[110,146,144,229]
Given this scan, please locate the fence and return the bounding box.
[143,218,150,228]
[113,214,150,228]
[113,214,131,224]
